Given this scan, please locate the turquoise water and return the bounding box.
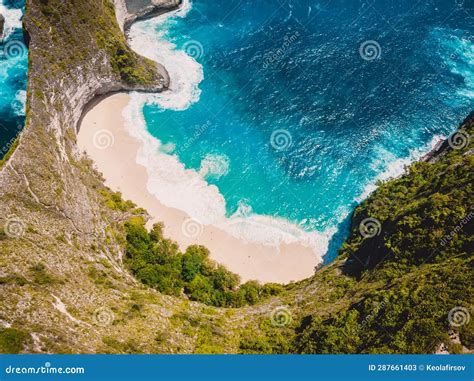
[128,0,473,261]
[0,0,27,159]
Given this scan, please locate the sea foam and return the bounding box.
[127,0,202,110]
[0,2,22,40]
[122,1,466,263]
[123,1,334,258]
[123,92,333,259]
[356,134,446,202]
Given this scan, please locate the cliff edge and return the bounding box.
[0,0,471,354]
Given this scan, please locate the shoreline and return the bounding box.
[77,93,319,284]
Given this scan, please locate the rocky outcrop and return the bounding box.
[114,0,181,32]
[421,111,474,163]
[0,0,170,234]
[0,0,471,355]
[0,14,4,38]
[0,0,212,353]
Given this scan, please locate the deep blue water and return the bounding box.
[131,0,474,260]
[0,0,27,159]
[1,0,470,261]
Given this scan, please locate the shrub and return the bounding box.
[124,218,282,307]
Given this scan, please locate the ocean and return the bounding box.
[0,0,27,159]
[123,0,474,263]
[2,0,472,264]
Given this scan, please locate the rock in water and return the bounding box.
[0,14,5,38]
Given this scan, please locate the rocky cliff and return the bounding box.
[117,0,181,32]
[0,0,472,354]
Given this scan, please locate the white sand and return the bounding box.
[77,93,319,284]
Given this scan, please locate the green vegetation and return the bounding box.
[95,1,158,84]
[0,328,29,354]
[1,0,469,354]
[124,217,283,307]
[29,263,62,285]
[121,119,473,353]
[0,274,27,286]
[293,119,474,353]
[100,190,138,212]
[30,0,160,88]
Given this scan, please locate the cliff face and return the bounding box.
[0,0,208,353]
[1,0,169,233]
[0,0,472,354]
[118,0,181,32]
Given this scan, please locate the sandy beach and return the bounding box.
[77,93,319,284]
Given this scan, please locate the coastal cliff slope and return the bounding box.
[116,0,181,32]
[0,0,472,354]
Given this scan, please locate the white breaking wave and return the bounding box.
[123,94,226,226]
[127,0,203,110]
[123,94,333,259]
[223,201,336,255]
[449,36,474,99]
[122,0,339,260]
[355,134,446,202]
[199,153,230,179]
[12,89,26,116]
[0,2,22,40]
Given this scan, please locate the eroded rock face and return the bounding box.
[0,0,266,355]
[117,0,181,32]
[0,0,471,355]
[0,0,199,353]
